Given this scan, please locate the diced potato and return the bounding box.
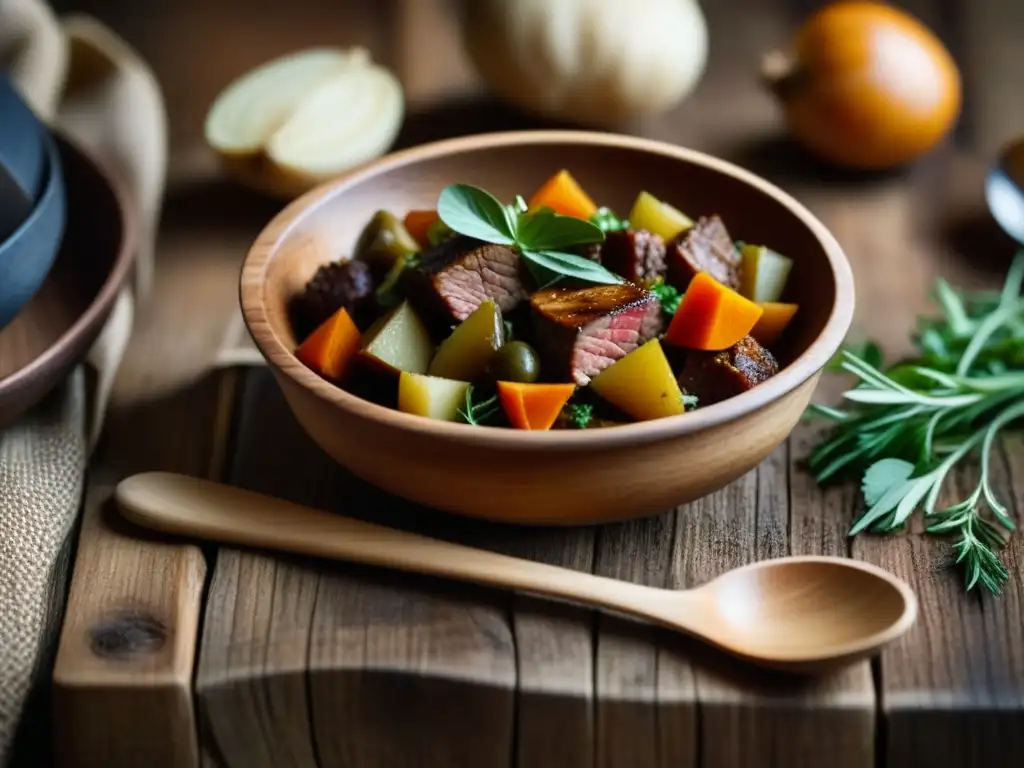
[360,301,433,375]
[751,302,799,346]
[398,372,470,421]
[428,300,505,380]
[627,191,693,241]
[739,244,793,303]
[589,339,686,421]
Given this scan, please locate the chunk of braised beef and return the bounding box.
[290,259,376,341]
[665,215,741,291]
[600,229,667,284]
[675,335,779,406]
[531,284,663,385]
[402,234,529,329]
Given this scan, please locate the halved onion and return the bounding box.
[267,52,404,183]
[204,48,352,157]
[204,47,405,198]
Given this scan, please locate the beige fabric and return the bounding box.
[0,370,86,760]
[0,3,161,762]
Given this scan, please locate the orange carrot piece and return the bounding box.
[751,302,799,346]
[528,170,598,220]
[403,209,439,248]
[665,272,764,351]
[295,306,361,380]
[497,381,577,431]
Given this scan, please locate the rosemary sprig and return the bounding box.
[458,386,501,426]
[807,251,1024,594]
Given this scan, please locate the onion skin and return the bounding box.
[763,1,962,170]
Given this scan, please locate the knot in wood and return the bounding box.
[89,611,167,659]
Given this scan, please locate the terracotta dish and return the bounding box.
[0,132,135,427]
[241,131,855,524]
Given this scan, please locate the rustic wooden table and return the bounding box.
[44,0,1024,766]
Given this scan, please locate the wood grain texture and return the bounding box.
[196,369,516,768]
[52,372,236,768]
[506,532,595,768]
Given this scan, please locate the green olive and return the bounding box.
[426,217,454,246]
[490,341,541,383]
[353,211,420,274]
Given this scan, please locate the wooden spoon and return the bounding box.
[115,471,918,674]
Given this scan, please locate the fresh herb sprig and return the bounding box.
[438,184,624,287]
[591,207,630,233]
[807,251,1024,594]
[649,277,683,315]
[458,386,502,426]
[563,402,594,429]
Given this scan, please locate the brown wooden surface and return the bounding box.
[50,0,1024,766]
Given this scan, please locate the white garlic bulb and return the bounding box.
[462,0,708,126]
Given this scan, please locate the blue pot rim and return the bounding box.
[0,130,64,256]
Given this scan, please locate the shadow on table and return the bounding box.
[724,134,912,190]
[942,210,1022,277]
[394,95,584,149]
[160,176,284,234]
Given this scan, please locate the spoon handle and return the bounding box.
[115,472,687,623]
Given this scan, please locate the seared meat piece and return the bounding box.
[600,229,667,284]
[531,284,662,385]
[403,235,528,326]
[665,215,741,291]
[675,335,779,406]
[290,259,375,340]
[577,242,604,262]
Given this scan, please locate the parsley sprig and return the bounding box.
[563,402,594,429]
[807,252,1024,594]
[590,207,629,233]
[437,184,624,287]
[648,277,683,315]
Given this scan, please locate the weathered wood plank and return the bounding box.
[195,372,322,768]
[197,369,517,768]
[52,371,236,768]
[859,450,1024,765]
[594,513,697,768]
[664,437,875,768]
[505,531,596,768]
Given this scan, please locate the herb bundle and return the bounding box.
[437,184,625,287]
[807,252,1024,594]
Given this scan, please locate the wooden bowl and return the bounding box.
[0,132,135,427]
[241,131,855,525]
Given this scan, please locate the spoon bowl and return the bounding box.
[985,136,1024,244]
[114,471,918,674]
[697,557,916,669]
